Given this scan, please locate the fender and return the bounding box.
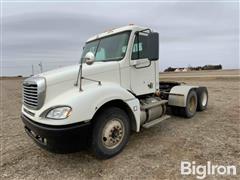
[168,85,198,107]
[24,82,140,127]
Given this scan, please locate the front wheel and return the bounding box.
[91,107,130,159]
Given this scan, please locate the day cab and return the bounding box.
[21,25,208,158]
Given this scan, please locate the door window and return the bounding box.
[131,34,148,60]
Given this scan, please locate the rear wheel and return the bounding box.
[181,89,198,118]
[91,107,130,159]
[196,87,208,111]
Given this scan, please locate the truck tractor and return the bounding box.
[21,25,208,159]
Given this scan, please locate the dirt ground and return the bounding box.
[1,70,240,179]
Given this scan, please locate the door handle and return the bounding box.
[131,59,150,66]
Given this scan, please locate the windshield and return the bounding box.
[81,31,130,62]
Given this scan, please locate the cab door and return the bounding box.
[130,32,158,96]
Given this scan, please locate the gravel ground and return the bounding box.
[1,70,240,180]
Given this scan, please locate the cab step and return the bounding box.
[142,115,171,128]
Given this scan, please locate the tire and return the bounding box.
[91,107,130,159]
[181,89,198,118]
[196,87,208,111]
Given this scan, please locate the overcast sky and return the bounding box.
[1,1,239,76]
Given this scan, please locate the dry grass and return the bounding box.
[1,70,239,179]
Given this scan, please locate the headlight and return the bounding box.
[46,106,72,119]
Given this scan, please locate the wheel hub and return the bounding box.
[102,119,124,149]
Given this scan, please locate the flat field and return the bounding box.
[1,70,239,179]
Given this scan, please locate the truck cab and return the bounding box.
[21,25,208,158]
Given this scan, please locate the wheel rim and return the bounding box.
[101,118,125,149]
[201,92,207,106]
[189,95,197,113]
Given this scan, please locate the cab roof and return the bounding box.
[86,25,148,43]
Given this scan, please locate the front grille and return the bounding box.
[23,83,38,108]
[22,77,46,110]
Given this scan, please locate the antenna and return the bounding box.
[31,64,34,76]
[39,62,43,73]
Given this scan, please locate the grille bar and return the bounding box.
[23,96,38,102]
[23,90,38,94]
[23,85,37,88]
[23,93,37,98]
[24,101,38,107]
[23,92,37,96]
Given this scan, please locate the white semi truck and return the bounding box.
[21,25,208,158]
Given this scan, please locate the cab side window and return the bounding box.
[95,48,106,60]
[131,34,148,60]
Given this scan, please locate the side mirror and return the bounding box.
[84,52,95,65]
[147,32,159,61]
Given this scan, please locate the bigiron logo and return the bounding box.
[180,161,237,179]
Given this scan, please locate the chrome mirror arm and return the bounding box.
[74,57,84,92]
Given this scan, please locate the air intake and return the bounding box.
[22,77,46,110]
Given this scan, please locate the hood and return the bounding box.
[38,61,120,86]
